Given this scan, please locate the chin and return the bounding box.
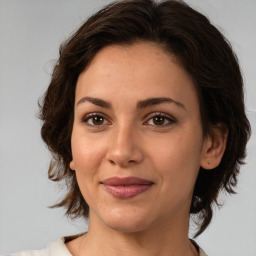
[100,207,152,233]
[106,219,150,233]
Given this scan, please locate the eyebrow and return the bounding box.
[137,97,186,110]
[76,96,185,110]
[77,96,112,108]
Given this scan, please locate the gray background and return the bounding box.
[0,0,255,255]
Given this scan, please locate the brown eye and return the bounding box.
[152,116,165,125]
[146,113,175,127]
[91,115,104,125]
[82,114,109,127]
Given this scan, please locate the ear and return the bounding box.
[200,123,228,170]
[70,159,75,171]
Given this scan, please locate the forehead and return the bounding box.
[75,42,198,109]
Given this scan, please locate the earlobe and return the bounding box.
[200,124,228,170]
[70,160,75,171]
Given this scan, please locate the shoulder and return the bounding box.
[9,237,72,256]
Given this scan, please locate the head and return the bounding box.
[39,0,251,237]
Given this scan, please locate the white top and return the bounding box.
[10,238,72,256]
[10,237,207,256]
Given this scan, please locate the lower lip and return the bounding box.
[103,184,153,199]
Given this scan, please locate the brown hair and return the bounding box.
[39,0,251,237]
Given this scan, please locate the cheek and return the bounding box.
[150,128,203,190]
[71,133,107,192]
[71,131,105,168]
[71,135,106,207]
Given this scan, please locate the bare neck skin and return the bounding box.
[66,203,198,256]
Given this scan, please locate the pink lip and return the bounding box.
[101,177,154,199]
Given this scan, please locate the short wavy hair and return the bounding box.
[39,0,251,237]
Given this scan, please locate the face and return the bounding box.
[70,42,210,233]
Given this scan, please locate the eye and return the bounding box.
[82,113,110,127]
[145,113,175,127]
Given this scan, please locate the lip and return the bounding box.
[101,176,154,199]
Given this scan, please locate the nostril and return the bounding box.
[108,158,137,167]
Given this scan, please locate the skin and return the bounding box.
[67,41,227,256]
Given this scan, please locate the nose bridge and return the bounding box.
[106,121,143,166]
[116,122,132,144]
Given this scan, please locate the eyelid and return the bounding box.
[143,112,176,126]
[80,111,175,128]
[81,112,112,127]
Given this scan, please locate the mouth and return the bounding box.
[101,176,154,199]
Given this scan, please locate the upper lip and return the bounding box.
[101,176,154,186]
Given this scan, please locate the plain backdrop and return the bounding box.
[0,0,255,255]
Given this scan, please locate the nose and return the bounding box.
[106,125,144,167]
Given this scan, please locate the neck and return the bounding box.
[79,212,198,256]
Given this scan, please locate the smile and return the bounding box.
[101,176,154,199]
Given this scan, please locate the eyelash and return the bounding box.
[144,112,176,127]
[81,112,176,128]
[81,112,111,128]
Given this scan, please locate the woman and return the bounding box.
[11,0,250,255]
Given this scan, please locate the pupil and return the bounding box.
[153,116,164,125]
[93,116,103,125]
